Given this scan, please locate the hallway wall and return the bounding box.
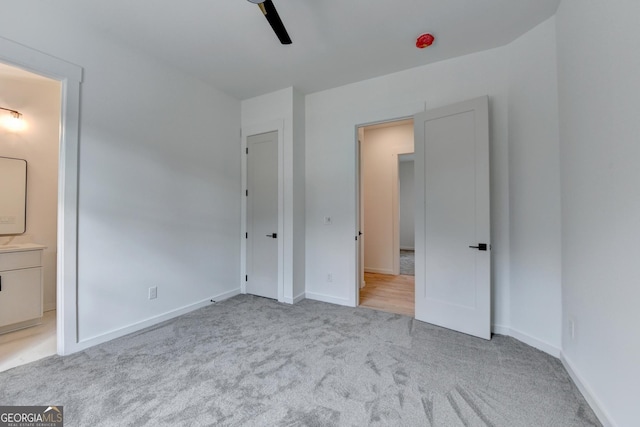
[361,123,413,274]
[399,159,415,250]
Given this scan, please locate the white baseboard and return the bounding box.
[0,318,42,335]
[282,292,306,304]
[561,353,616,427]
[305,291,350,306]
[210,288,241,303]
[400,246,415,251]
[491,324,511,336]
[44,302,56,312]
[364,267,394,275]
[72,288,241,353]
[491,324,561,357]
[492,325,613,426]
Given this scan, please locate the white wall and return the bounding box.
[399,160,415,250]
[506,17,562,353]
[305,46,511,314]
[0,3,241,344]
[0,71,61,312]
[241,86,306,303]
[305,16,563,354]
[292,89,306,300]
[556,1,640,426]
[362,123,413,274]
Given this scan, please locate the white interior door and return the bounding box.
[246,131,279,300]
[414,96,491,340]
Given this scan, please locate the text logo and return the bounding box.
[0,406,63,427]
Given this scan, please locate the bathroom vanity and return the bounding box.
[0,243,46,334]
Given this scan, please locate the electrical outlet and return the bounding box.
[149,286,158,300]
[327,273,333,282]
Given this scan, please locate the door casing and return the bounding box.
[241,121,285,302]
[0,36,82,356]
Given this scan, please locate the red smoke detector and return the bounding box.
[416,33,435,49]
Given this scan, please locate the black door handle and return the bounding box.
[266,233,277,238]
[469,243,488,251]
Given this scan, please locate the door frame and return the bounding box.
[0,36,83,355]
[354,115,414,307]
[241,120,285,302]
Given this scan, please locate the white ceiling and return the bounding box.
[55,0,560,100]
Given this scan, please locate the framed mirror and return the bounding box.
[0,156,27,235]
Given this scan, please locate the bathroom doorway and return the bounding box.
[0,61,61,371]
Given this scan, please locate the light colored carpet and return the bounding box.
[0,295,600,426]
[400,250,415,276]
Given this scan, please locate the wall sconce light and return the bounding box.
[0,106,26,132]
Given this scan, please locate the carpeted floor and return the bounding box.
[400,250,415,276]
[0,295,600,426]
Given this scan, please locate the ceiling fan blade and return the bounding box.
[259,0,292,45]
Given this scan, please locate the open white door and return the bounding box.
[414,96,490,340]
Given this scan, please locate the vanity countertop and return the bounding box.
[0,243,47,253]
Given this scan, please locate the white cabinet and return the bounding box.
[0,245,45,334]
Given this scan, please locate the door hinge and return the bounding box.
[245,232,248,239]
[246,147,248,154]
[246,189,248,197]
[245,275,248,282]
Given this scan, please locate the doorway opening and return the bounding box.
[0,62,61,371]
[357,118,415,317]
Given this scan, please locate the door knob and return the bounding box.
[266,233,277,238]
[469,243,488,251]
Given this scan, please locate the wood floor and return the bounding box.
[359,272,414,317]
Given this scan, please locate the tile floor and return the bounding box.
[0,310,57,372]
